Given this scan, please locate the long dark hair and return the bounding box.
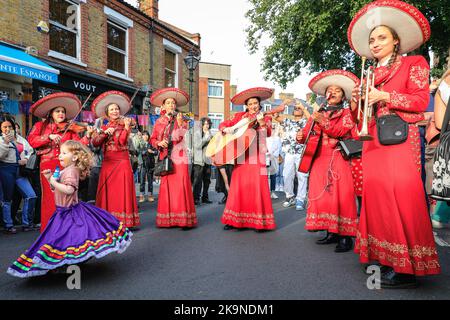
[40,106,67,135]
[0,114,17,138]
[244,97,262,112]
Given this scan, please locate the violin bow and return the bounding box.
[117,87,141,125]
[61,92,93,139]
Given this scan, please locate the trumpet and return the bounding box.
[356,56,375,141]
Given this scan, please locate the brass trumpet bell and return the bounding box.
[356,57,375,141]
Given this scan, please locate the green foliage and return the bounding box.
[246,0,450,88]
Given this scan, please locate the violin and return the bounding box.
[107,116,137,127]
[56,121,90,134]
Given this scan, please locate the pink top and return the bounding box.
[54,165,80,207]
[16,142,24,155]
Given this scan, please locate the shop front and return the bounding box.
[33,62,148,129]
[0,42,60,136]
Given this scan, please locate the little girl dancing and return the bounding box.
[7,140,132,278]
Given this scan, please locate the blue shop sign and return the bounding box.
[0,44,59,84]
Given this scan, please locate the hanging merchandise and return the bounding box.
[20,101,32,115]
[2,100,19,114]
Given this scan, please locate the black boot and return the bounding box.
[316,232,339,245]
[380,269,418,289]
[202,197,213,204]
[363,263,392,275]
[334,236,353,253]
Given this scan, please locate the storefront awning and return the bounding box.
[0,44,59,84]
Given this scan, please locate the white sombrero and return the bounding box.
[231,87,274,105]
[91,90,131,118]
[348,0,430,59]
[150,88,189,107]
[308,70,359,100]
[30,92,81,120]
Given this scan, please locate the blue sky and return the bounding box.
[125,0,313,99]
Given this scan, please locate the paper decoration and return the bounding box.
[138,115,149,126]
[150,114,160,125]
[82,111,95,123]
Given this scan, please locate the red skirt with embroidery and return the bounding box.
[350,157,363,197]
[96,150,140,228]
[221,152,275,230]
[39,159,60,232]
[156,155,197,228]
[355,123,440,276]
[305,145,358,236]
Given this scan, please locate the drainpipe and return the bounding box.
[150,20,154,88]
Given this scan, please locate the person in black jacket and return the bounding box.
[134,130,157,202]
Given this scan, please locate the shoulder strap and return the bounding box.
[442,97,450,133]
[167,119,176,157]
[157,119,176,160]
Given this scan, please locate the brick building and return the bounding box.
[198,61,231,133]
[0,0,200,134]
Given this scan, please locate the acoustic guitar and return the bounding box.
[298,118,321,173]
[206,105,285,165]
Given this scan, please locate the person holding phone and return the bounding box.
[0,116,37,234]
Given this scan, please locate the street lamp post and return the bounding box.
[184,49,200,167]
[184,49,200,114]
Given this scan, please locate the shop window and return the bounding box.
[165,49,177,88]
[49,0,80,59]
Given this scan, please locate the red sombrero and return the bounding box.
[231,87,274,105]
[308,70,359,100]
[348,0,430,59]
[91,90,131,118]
[30,92,81,120]
[150,88,189,107]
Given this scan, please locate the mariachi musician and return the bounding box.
[149,88,197,230]
[28,92,93,232]
[296,70,359,252]
[219,87,276,232]
[90,91,139,229]
[348,0,440,287]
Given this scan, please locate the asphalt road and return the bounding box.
[0,184,449,300]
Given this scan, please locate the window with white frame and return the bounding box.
[104,6,133,80]
[107,20,127,75]
[208,80,224,98]
[49,0,81,59]
[165,49,177,87]
[208,113,224,131]
[163,39,181,88]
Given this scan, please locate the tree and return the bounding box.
[245,0,450,87]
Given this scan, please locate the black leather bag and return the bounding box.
[154,156,173,177]
[376,114,408,145]
[338,139,363,159]
[154,120,175,177]
[25,151,40,171]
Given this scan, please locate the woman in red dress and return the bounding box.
[297,70,359,252]
[150,88,196,229]
[219,87,275,232]
[91,91,139,228]
[348,0,440,287]
[28,93,92,232]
